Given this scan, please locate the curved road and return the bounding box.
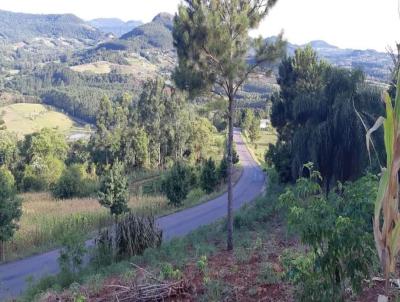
[0,129,265,300]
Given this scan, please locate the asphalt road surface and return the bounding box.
[0,129,265,300]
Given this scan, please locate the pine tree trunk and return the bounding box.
[0,241,4,262]
[227,95,234,251]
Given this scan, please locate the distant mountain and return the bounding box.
[88,18,142,37]
[0,9,103,42]
[120,12,174,50]
[286,39,392,82]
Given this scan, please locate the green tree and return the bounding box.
[0,167,22,261]
[98,160,129,217]
[24,128,68,161]
[201,158,219,194]
[0,131,18,169]
[248,117,260,144]
[268,47,384,188]
[241,108,254,132]
[189,117,215,163]
[161,161,195,206]
[173,0,285,250]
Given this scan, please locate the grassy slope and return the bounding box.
[0,103,86,138]
[23,171,294,302]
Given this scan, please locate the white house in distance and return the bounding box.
[260,119,270,130]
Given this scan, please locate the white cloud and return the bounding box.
[0,0,398,51]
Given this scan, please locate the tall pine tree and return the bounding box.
[173,0,285,250]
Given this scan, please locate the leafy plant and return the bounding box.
[58,232,87,286]
[365,72,400,294]
[159,263,182,280]
[280,164,377,301]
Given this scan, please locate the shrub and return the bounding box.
[279,165,378,301]
[99,160,129,217]
[218,157,228,182]
[92,213,162,263]
[161,161,196,206]
[200,158,218,194]
[52,164,98,199]
[22,156,65,191]
[58,232,87,287]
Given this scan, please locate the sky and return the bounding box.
[0,0,398,51]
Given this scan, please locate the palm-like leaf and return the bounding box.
[368,72,400,294]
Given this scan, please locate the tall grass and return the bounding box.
[4,193,168,262]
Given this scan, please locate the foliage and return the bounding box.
[0,167,22,249]
[248,117,260,144]
[0,130,18,169]
[366,71,400,293]
[200,158,219,194]
[58,232,87,286]
[189,117,216,163]
[22,155,65,191]
[52,164,98,199]
[279,165,377,300]
[90,78,190,171]
[20,128,68,162]
[218,157,229,183]
[137,78,190,168]
[161,161,196,206]
[268,46,384,187]
[98,160,129,217]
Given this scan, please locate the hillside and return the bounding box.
[286,39,392,81]
[0,9,104,42]
[0,103,87,138]
[119,12,174,50]
[88,18,143,37]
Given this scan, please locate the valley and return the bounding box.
[0,2,398,302]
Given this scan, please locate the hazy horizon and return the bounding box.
[0,0,398,52]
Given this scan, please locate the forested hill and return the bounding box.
[119,12,174,50]
[88,18,143,37]
[0,10,104,42]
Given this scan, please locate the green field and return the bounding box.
[0,103,86,138]
[243,129,277,166]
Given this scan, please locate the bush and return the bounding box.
[279,166,378,301]
[52,164,98,199]
[200,158,218,194]
[58,232,87,287]
[91,213,162,263]
[22,156,65,191]
[218,157,228,182]
[161,161,196,206]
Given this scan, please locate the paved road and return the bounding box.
[0,129,265,300]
